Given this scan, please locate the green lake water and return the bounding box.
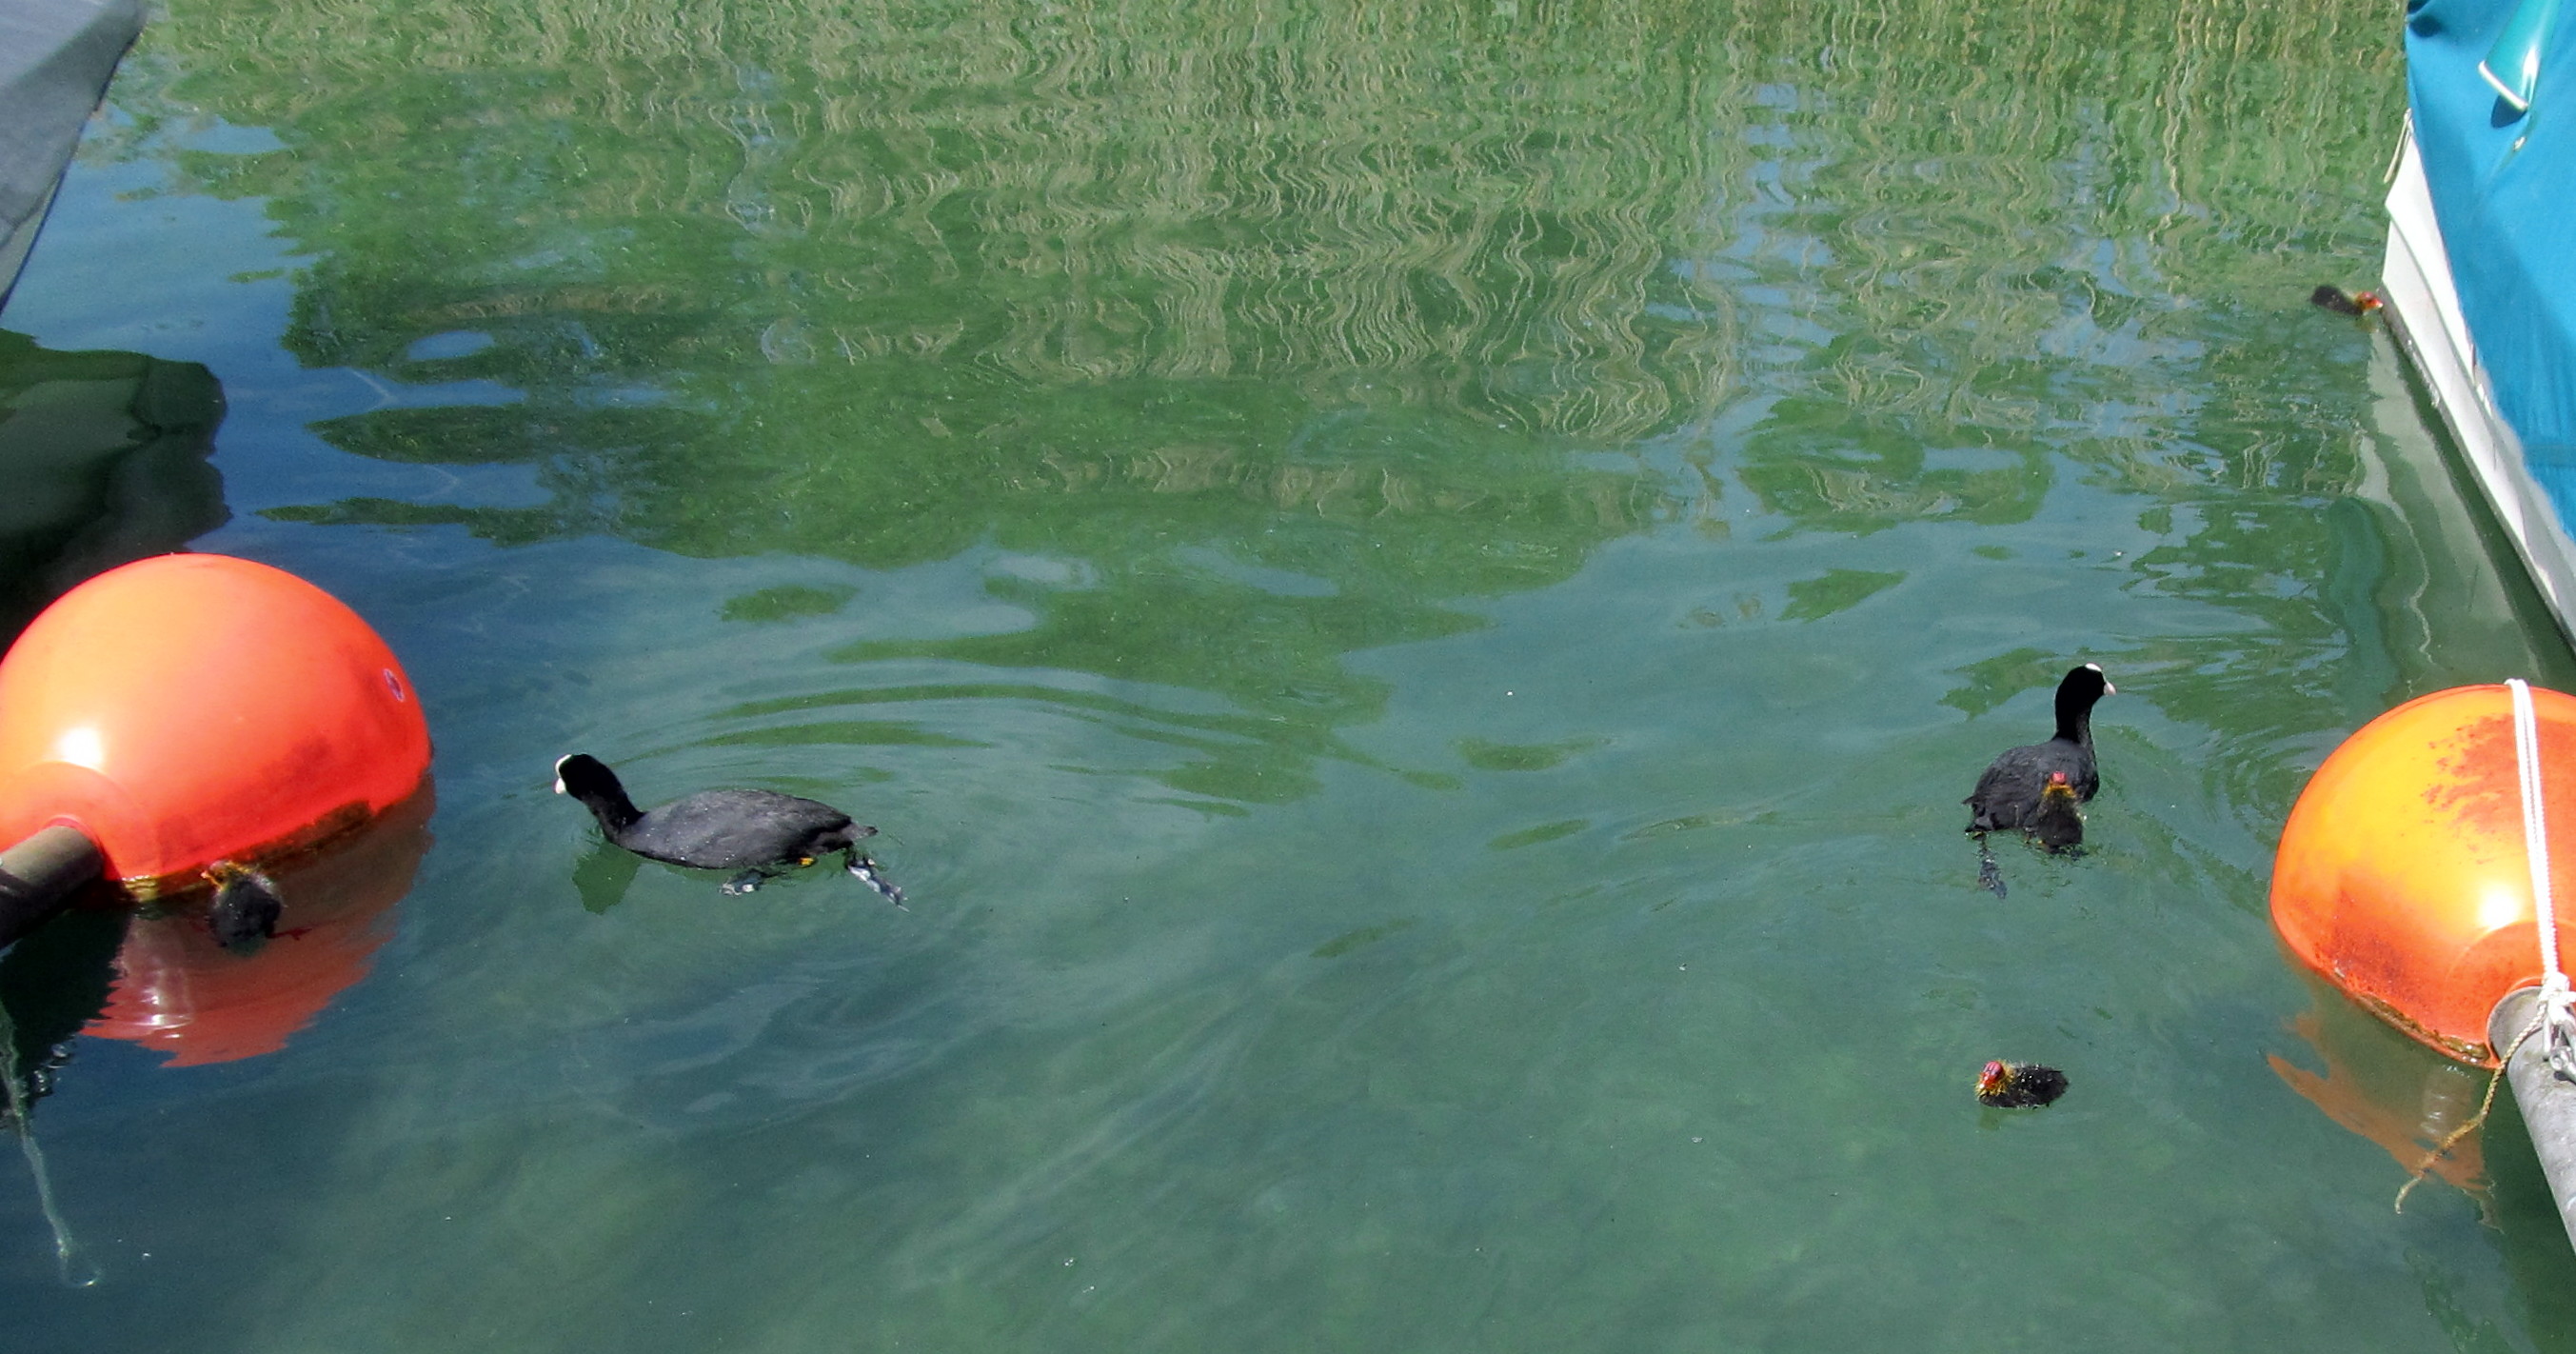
[9,0,2576,1348]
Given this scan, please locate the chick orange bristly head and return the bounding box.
[1976,1060,2010,1098]
[2355,289,2385,312]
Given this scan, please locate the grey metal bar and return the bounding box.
[2489,986,2576,1249]
[0,824,100,950]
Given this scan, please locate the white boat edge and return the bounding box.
[2380,117,2576,644]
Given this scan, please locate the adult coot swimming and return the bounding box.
[1965,663,2111,835]
[553,754,905,904]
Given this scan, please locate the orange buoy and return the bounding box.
[0,554,429,897]
[2271,684,2576,1064]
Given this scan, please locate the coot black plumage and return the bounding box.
[204,860,283,949]
[2308,284,2384,316]
[1975,1059,2068,1108]
[1965,663,2111,836]
[2028,771,2086,854]
[553,754,905,904]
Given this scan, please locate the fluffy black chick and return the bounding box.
[204,860,283,950]
[2028,771,2086,853]
[1975,1060,2069,1108]
[2308,285,2384,316]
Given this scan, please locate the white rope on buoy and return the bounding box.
[2399,680,2576,1209]
[2507,678,2576,1079]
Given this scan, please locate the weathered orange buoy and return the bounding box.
[2271,684,2576,1064]
[0,554,429,897]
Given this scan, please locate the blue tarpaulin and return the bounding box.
[2408,0,2576,477]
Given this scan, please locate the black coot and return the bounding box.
[553,754,905,904]
[1965,663,2111,837]
[204,860,283,949]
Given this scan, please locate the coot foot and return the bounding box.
[847,850,906,908]
[1973,837,2007,898]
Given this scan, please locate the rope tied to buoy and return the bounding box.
[2400,679,2576,1210]
[2507,678,2576,1077]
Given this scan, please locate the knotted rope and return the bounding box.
[2400,679,2576,1209]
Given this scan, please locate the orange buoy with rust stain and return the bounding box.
[0,554,430,897]
[2271,684,2576,1065]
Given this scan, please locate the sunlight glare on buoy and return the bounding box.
[2480,882,2528,933]
[50,727,103,771]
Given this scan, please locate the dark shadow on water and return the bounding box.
[0,898,129,1111]
[0,330,228,643]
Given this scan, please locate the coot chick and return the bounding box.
[1976,1059,2069,1108]
[553,752,906,903]
[2309,285,2384,316]
[553,754,905,904]
[204,860,283,949]
[2029,771,2086,854]
[1965,663,2112,836]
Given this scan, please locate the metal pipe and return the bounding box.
[0,826,100,951]
[2489,986,2576,1248]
